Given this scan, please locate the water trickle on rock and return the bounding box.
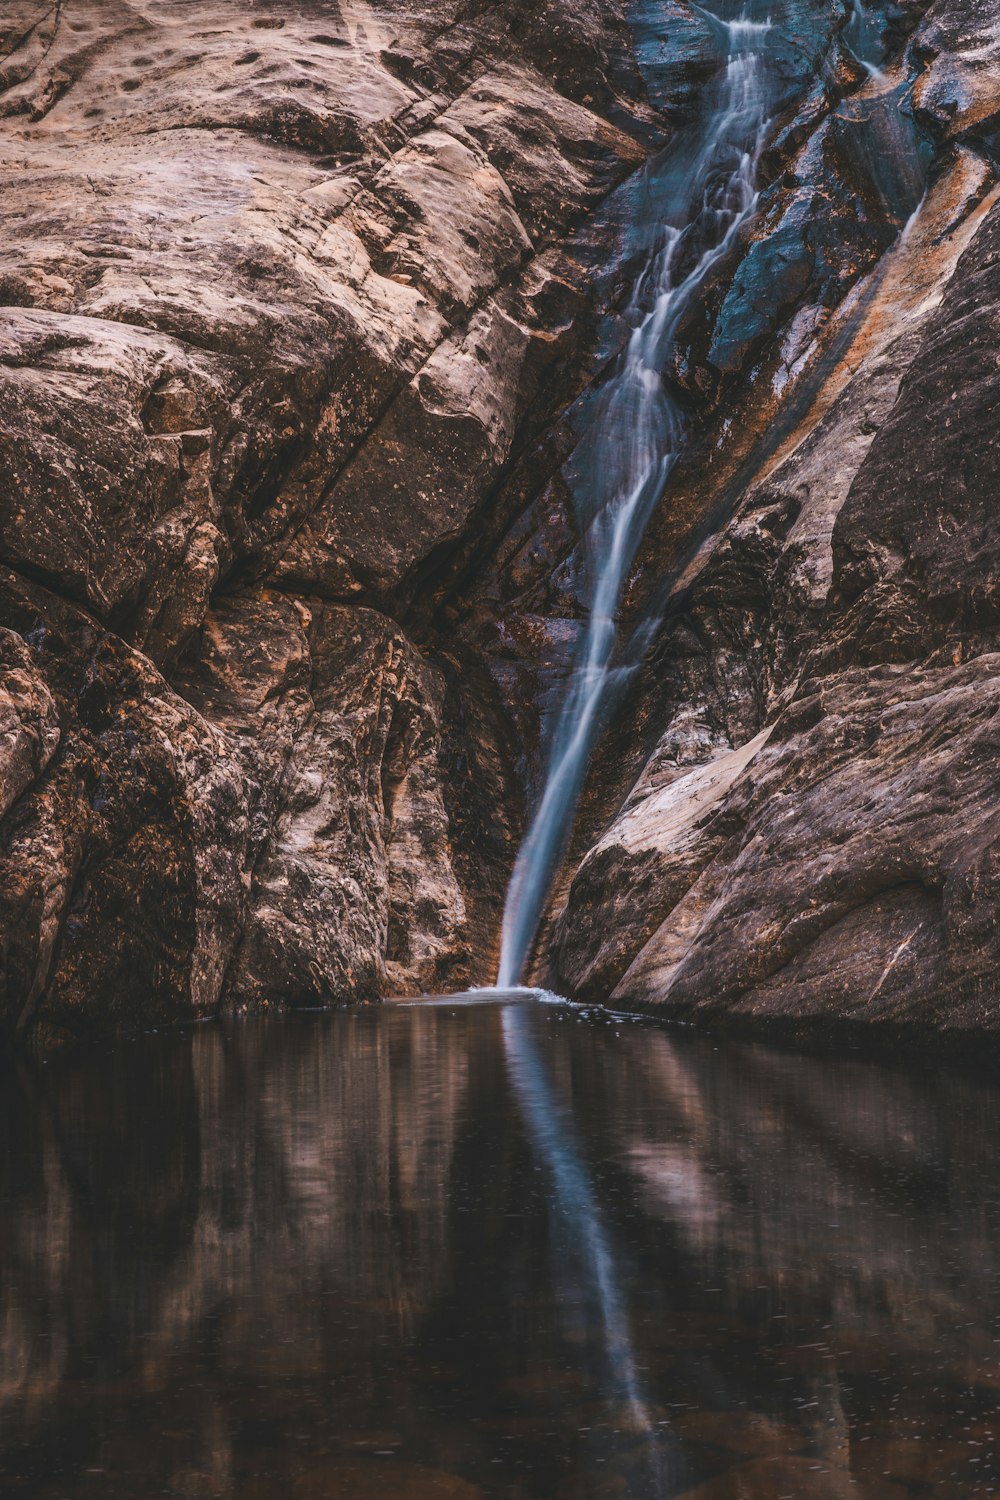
[844,0,887,77]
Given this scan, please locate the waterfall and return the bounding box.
[843,0,886,77]
[497,5,785,988]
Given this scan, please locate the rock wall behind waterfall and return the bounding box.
[549,0,1000,1033]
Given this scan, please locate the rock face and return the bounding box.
[3,0,1000,1041]
[548,0,1000,1035]
[0,0,655,1042]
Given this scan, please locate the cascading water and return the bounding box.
[497,3,788,988]
[843,0,886,76]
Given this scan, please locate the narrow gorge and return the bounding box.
[2,0,999,1044]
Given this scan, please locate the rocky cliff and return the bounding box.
[547,0,1000,1035]
[2,0,999,1043]
[0,0,659,1042]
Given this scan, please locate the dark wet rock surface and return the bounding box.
[551,158,1000,1026]
[546,0,1000,1031]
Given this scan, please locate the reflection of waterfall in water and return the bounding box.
[501,1002,677,1494]
[498,4,785,987]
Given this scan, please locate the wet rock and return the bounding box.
[631,0,721,122]
[554,161,1000,1034]
[457,0,941,797]
[675,72,931,398]
[909,0,1000,139]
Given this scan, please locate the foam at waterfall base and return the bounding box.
[387,986,574,1007]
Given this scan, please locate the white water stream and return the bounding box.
[498,6,785,987]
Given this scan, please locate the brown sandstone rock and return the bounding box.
[0,569,259,1041]
[4,0,1000,1041]
[0,0,655,1040]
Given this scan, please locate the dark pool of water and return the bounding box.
[1,996,999,1498]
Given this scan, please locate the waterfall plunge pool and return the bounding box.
[1,996,998,1498]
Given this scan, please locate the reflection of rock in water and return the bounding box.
[3,1010,1000,1497]
[545,1019,1000,1495]
[0,1010,474,1485]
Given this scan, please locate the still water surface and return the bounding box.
[1,995,999,1498]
